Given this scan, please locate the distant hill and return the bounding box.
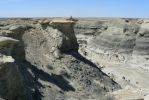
[0,16,6,18]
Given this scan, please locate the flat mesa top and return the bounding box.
[50,19,75,24]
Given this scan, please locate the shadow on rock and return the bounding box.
[15,60,75,100]
[67,51,121,89]
[67,51,100,69]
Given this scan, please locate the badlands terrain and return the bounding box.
[0,18,149,100]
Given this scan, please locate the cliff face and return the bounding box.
[0,19,120,100]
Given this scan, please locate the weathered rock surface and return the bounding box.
[0,36,25,100]
[75,18,149,99]
[0,18,121,100]
[0,18,149,100]
[75,18,149,70]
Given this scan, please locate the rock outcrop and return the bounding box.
[0,37,25,100]
[0,18,121,100]
[75,18,149,71]
[0,18,149,100]
[75,18,149,100]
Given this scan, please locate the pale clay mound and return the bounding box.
[0,18,148,100]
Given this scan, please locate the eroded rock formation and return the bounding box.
[0,18,149,100]
[0,37,25,100]
[75,18,149,100]
[0,18,121,100]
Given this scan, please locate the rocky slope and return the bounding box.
[0,18,121,100]
[74,18,149,100]
[0,18,149,100]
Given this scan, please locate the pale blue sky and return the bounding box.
[0,0,148,18]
